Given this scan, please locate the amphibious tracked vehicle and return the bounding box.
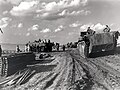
[77,31,120,58]
[0,52,35,77]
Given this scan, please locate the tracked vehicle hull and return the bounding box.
[0,52,35,77]
[78,31,119,58]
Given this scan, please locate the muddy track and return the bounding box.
[1,51,120,90]
[66,52,94,90]
[68,49,120,90]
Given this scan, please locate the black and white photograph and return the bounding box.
[0,0,120,90]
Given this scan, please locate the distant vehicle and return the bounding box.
[77,31,120,58]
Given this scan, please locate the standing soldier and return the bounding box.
[0,45,2,57]
[62,45,65,51]
[48,40,52,52]
[16,45,20,53]
[56,43,59,51]
[0,28,3,56]
[87,27,95,35]
[25,44,28,52]
[25,44,30,52]
[103,25,111,32]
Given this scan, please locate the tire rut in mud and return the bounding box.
[43,73,59,90]
[69,50,110,90]
[69,58,94,90]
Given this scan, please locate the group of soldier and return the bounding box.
[25,39,53,52]
[16,39,66,53]
[86,25,111,35]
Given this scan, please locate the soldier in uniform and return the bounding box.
[0,45,2,57]
[16,45,20,52]
[56,43,59,51]
[87,27,95,35]
[62,45,65,51]
[103,25,110,32]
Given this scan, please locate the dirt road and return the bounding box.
[1,49,120,90]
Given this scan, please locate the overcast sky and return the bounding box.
[0,0,120,44]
